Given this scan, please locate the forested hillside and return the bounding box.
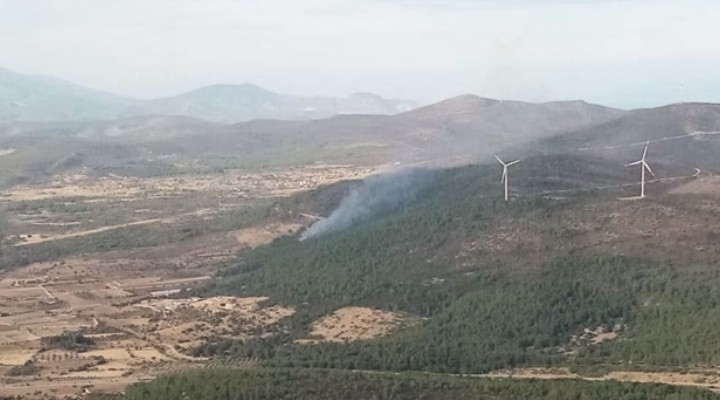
[196,155,720,375]
[124,368,720,400]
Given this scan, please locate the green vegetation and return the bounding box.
[196,256,634,373]
[196,162,720,375]
[41,331,95,352]
[5,360,40,377]
[0,195,281,269]
[125,368,720,400]
[210,166,550,315]
[0,135,187,188]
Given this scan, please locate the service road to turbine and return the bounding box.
[534,167,703,197]
[575,130,720,152]
[530,130,717,198]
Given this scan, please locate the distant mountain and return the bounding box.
[400,95,624,134]
[0,93,626,171]
[161,94,625,167]
[399,94,501,119]
[0,67,418,123]
[144,84,416,122]
[0,67,138,121]
[3,89,720,190]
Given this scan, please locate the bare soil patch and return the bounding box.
[570,324,624,347]
[137,296,294,350]
[0,164,371,398]
[2,165,373,202]
[232,223,302,249]
[13,218,163,246]
[670,174,720,197]
[302,307,416,343]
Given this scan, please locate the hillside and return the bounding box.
[3,97,715,192]
[194,151,720,377]
[400,95,624,135]
[0,93,627,187]
[196,95,626,168]
[541,102,720,167]
[0,133,207,188]
[125,368,720,400]
[0,115,227,140]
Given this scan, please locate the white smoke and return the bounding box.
[299,169,436,241]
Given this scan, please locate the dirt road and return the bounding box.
[14,218,164,246]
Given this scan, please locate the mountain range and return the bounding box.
[2,66,720,189]
[0,67,417,123]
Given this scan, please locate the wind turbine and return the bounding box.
[680,81,686,104]
[625,142,655,198]
[494,154,521,201]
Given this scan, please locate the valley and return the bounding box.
[0,164,372,398]
[2,74,720,399]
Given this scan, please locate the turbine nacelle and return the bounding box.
[624,160,655,177]
[493,154,520,168]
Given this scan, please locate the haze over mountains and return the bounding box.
[0,67,417,123]
[0,91,628,184]
[2,66,720,189]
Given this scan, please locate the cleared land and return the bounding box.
[0,164,372,399]
[302,307,417,343]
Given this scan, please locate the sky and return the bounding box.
[1,0,719,108]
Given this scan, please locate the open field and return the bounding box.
[0,164,372,398]
[0,165,371,203]
[301,307,418,343]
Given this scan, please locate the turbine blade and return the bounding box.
[644,162,655,177]
[625,160,642,167]
[493,153,505,166]
[505,159,521,167]
[501,168,507,183]
[642,143,649,161]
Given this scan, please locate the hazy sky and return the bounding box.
[1,0,719,108]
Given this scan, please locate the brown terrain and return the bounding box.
[300,307,417,344]
[0,164,372,398]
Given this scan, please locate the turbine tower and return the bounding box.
[625,142,655,198]
[494,154,521,201]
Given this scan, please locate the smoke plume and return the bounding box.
[300,169,437,241]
